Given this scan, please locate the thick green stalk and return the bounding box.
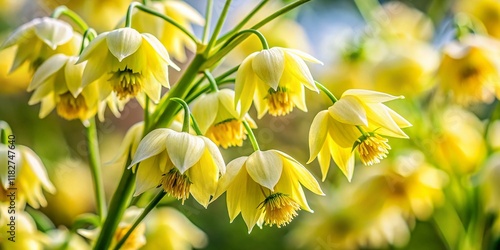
[85,118,107,220]
[93,167,136,250]
[113,191,166,250]
[149,54,206,131]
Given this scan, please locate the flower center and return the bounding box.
[206,119,246,149]
[109,67,142,100]
[260,193,300,228]
[160,168,191,204]
[267,88,294,116]
[56,92,88,120]
[356,133,391,166]
[114,223,146,250]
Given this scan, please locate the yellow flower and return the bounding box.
[214,150,324,232]
[456,0,500,39]
[0,46,31,94]
[129,129,225,207]
[192,89,257,149]
[0,210,47,250]
[0,144,55,209]
[77,27,179,103]
[131,0,204,62]
[235,47,322,118]
[142,207,208,250]
[308,89,411,181]
[27,54,100,124]
[0,17,81,72]
[437,35,500,105]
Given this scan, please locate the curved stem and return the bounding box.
[221,29,269,50]
[51,6,89,31]
[113,191,166,250]
[170,98,191,133]
[203,70,219,92]
[315,81,338,104]
[243,120,260,151]
[202,0,213,44]
[217,0,269,44]
[85,118,107,220]
[79,28,97,55]
[204,0,233,56]
[190,114,204,136]
[0,120,13,145]
[125,3,200,44]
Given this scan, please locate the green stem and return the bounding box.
[113,191,166,250]
[142,0,147,5]
[170,98,191,133]
[315,81,338,104]
[150,54,206,131]
[50,6,89,32]
[243,120,260,151]
[204,0,233,57]
[217,0,269,44]
[216,65,240,82]
[144,96,150,132]
[221,29,269,50]
[79,28,97,55]
[190,114,203,136]
[202,0,213,44]
[0,120,12,145]
[125,2,200,44]
[85,118,107,220]
[203,70,219,92]
[93,167,136,250]
[202,0,311,68]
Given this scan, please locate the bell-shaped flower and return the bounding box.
[235,47,322,118]
[214,150,324,233]
[0,17,81,72]
[0,144,55,209]
[27,54,102,124]
[77,27,180,103]
[131,0,204,62]
[309,89,411,181]
[0,210,48,249]
[142,207,208,250]
[129,129,226,208]
[192,89,257,149]
[437,35,500,106]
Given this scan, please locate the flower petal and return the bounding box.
[308,110,329,163]
[77,32,109,63]
[64,56,85,96]
[34,17,73,50]
[134,153,165,196]
[283,51,318,92]
[192,93,219,133]
[165,132,205,174]
[129,129,170,168]
[283,48,323,64]
[275,150,324,195]
[235,53,258,116]
[142,33,179,71]
[39,94,56,118]
[246,150,283,190]
[328,96,368,126]
[218,89,240,119]
[214,156,246,201]
[252,48,285,90]
[240,176,265,233]
[20,146,55,193]
[318,141,332,181]
[329,118,360,148]
[106,28,142,62]
[343,89,403,103]
[0,19,37,50]
[29,54,68,91]
[187,150,220,208]
[365,103,409,138]
[329,140,355,181]
[201,137,226,174]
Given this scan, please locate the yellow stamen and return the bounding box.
[56,92,88,120]
[160,168,191,204]
[114,223,146,250]
[109,68,142,100]
[260,193,300,228]
[357,134,391,166]
[267,88,294,116]
[206,119,246,149]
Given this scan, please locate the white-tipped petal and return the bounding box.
[246,150,283,191]
[165,132,205,174]
[129,129,170,168]
[106,28,142,62]
[34,17,73,50]
[29,54,68,91]
[328,96,368,126]
[252,48,285,90]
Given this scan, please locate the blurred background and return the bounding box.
[2,0,500,249]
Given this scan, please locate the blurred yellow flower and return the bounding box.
[481,153,500,235]
[0,144,55,209]
[437,35,500,105]
[214,150,323,232]
[235,47,322,118]
[309,89,411,181]
[129,128,226,207]
[0,46,31,94]
[107,122,144,169]
[142,207,208,250]
[456,0,500,39]
[0,17,81,72]
[430,107,487,174]
[27,54,99,124]
[131,0,204,62]
[77,27,179,103]
[44,227,90,250]
[0,210,47,250]
[192,89,257,149]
